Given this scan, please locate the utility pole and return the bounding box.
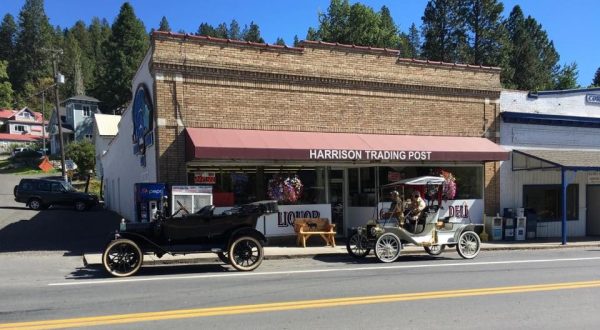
[53,57,67,182]
[41,91,45,154]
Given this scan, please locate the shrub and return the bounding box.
[65,140,95,175]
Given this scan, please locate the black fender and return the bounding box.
[109,232,169,255]
[228,227,267,246]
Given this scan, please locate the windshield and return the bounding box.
[62,182,77,192]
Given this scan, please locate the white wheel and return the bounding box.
[374,233,401,263]
[228,236,264,271]
[456,231,481,259]
[424,245,445,256]
[102,239,143,277]
[28,198,42,210]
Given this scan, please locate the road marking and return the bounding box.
[6,279,600,329]
[48,256,600,286]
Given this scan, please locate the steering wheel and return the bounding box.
[176,200,190,216]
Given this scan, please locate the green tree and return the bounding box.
[421,0,469,63]
[0,60,14,108]
[197,23,216,36]
[243,21,264,43]
[215,22,228,38]
[65,140,95,175]
[377,5,400,48]
[554,62,579,90]
[346,3,381,46]
[306,27,319,41]
[466,0,506,66]
[293,35,300,47]
[11,0,54,95]
[407,23,421,58]
[274,37,285,46]
[592,67,600,87]
[158,16,171,32]
[229,20,241,39]
[0,14,17,62]
[315,0,351,43]
[95,2,148,112]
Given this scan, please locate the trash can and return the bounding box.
[503,217,515,241]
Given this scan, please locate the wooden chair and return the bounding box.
[293,218,336,248]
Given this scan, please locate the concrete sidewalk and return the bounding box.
[83,238,600,266]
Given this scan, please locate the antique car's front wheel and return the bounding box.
[374,233,401,263]
[102,239,143,277]
[424,245,445,256]
[456,231,481,259]
[346,232,371,258]
[228,236,264,271]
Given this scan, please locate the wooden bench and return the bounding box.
[293,218,336,248]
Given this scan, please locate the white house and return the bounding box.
[93,113,121,177]
[500,88,600,239]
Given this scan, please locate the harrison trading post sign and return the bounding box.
[309,149,432,161]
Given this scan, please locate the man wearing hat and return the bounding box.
[383,190,403,223]
[406,190,426,232]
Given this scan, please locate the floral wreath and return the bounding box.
[267,174,303,203]
[432,168,457,200]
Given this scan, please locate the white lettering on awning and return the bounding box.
[308,149,431,161]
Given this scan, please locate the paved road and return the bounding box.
[2,248,600,329]
[0,173,120,255]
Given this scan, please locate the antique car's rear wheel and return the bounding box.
[217,252,229,264]
[424,245,445,256]
[102,239,143,277]
[456,231,481,259]
[228,236,263,271]
[346,232,371,258]
[374,233,401,263]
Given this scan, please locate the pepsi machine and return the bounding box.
[134,183,167,222]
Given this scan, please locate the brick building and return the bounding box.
[102,31,507,234]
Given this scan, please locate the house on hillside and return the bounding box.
[48,95,100,154]
[0,107,47,153]
[93,113,120,177]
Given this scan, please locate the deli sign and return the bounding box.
[194,172,216,184]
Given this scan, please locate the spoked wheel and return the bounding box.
[346,232,371,258]
[228,236,264,271]
[424,245,445,256]
[374,233,401,263]
[217,252,229,264]
[102,239,143,277]
[28,198,42,210]
[456,231,481,259]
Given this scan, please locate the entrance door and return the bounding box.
[587,185,600,236]
[329,169,346,235]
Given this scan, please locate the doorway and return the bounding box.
[586,185,600,236]
[329,169,346,235]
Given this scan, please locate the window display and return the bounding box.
[523,184,578,221]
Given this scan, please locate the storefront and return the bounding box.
[103,31,507,234]
[500,89,600,240]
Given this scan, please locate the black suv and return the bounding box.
[14,178,99,211]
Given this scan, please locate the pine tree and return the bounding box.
[293,35,300,47]
[158,16,171,32]
[95,2,148,112]
[87,17,111,98]
[0,14,17,62]
[346,3,381,46]
[0,60,14,108]
[229,20,241,40]
[306,27,319,41]
[407,23,421,58]
[316,0,351,43]
[421,0,469,63]
[377,6,400,48]
[466,0,506,66]
[215,22,228,38]
[554,62,579,90]
[274,37,285,46]
[11,0,54,95]
[243,21,264,43]
[197,23,216,36]
[592,67,600,87]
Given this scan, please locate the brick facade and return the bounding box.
[149,33,502,215]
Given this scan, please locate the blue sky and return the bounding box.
[1,0,598,87]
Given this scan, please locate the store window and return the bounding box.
[348,167,376,206]
[523,184,578,221]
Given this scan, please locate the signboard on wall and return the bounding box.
[379,199,483,224]
[586,94,600,105]
[193,172,216,184]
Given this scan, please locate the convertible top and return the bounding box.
[383,176,445,187]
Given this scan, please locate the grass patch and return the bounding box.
[0,157,58,175]
[72,177,102,196]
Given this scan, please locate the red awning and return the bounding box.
[185,128,509,162]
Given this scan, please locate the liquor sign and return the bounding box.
[586,94,600,105]
[194,172,216,184]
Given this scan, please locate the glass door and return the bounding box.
[328,169,346,235]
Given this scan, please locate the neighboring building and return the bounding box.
[49,95,100,154]
[93,113,121,177]
[102,32,507,227]
[0,107,47,153]
[500,88,600,239]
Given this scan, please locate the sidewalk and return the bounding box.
[82,237,600,267]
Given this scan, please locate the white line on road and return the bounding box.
[48,256,600,287]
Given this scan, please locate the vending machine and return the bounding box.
[515,217,527,241]
[134,183,167,222]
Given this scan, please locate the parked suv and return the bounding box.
[14,178,98,211]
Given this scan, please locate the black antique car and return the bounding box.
[102,200,278,277]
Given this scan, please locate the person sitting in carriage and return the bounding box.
[405,190,426,231]
[383,190,404,224]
